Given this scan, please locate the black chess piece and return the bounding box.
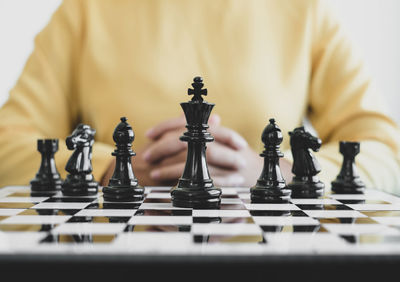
[102,117,144,202]
[61,124,98,196]
[250,118,291,203]
[331,141,365,194]
[30,139,63,196]
[287,126,325,198]
[171,76,222,209]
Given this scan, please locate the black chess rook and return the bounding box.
[287,126,325,198]
[250,118,291,203]
[332,141,366,194]
[171,76,222,209]
[30,139,63,195]
[102,117,144,202]
[61,124,98,196]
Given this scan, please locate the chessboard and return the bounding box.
[1,185,400,280]
[1,185,400,254]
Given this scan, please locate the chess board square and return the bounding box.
[233,187,250,193]
[250,210,305,216]
[145,187,171,193]
[0,232,47,250]
[32,202,91,210]
[192,210,250,217]
[260,225,323,233]
[86,202,141,209]
[75,209,137,217]
[41,234,116,244]
[220,198,243,205]
[193,234,264,244]
[347,204,400,211]
[68,216,131,223]
[145,193,171,199]
[295,204,352,211]
[290,199,341,205]
[125,225,191,232]
[362,211,400,217]
[220,188,240,195]
[139,202,191,210]
[0,215,71,225]
[0,209,25,216]
[112,232,193,253]
[19,209,80,216]
[0,203,35,209]
[337,200,390,205]
[193,217,255,224]
[143,198,171,204]
[52,223,126,235]
[0,197,49,203]
[371,217,400,226]
[191,223,262,235]
[135,209,192,216]
[245,203,300,211]
[44,197,97,203]
[252,216,320,226]
[220,203,247,210]
[304,210,367,218]
[263,233,349,252]
[0,224,55,232]
[319,217,378,224]
[128,216,192,225]
[323,223,400,235]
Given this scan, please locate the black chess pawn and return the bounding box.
[30,139,63,196]
[102,117,144,202]
[287,126,325,198]
[171,76,222,209]
[331,141,365,194]
[61,124,98,196]
[250,118,291,203]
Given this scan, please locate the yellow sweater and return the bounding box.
[1,0,399,193]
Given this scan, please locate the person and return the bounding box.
[0,0,399,194]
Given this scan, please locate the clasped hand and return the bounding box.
[101,115,292,187]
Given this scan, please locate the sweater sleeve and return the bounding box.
[0,0,113,188]
[306,0,400,195]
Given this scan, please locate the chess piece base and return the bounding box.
[61,174,98,196]
[102,186,144,202]
[331,179,365,194]
[250,182,291,203]
[30,179,62,196]
[288,177,325,198]
[171,186,222,209]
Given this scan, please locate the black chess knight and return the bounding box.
[30,139,63,195]
[287,126,325,198]
[102,117,144,202]
[61,124,98,196]
[331,141,365,194]
[250,119,291,203]
[170,76,221,209]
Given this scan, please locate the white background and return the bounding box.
[0,0,399,123]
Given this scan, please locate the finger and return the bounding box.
[206,142,247,170]
[145,116,186,140]
[158,150,187,167]
[143,131,187,163]
[208,126,248,150]
[150,162,185,181]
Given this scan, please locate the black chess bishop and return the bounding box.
[61,124,98,196]
[30,139,63,195]
[287,126,325,198]
[170,76,221,209]
[250,118,291,203]
[331,141,365,194]
[102,117,144,202]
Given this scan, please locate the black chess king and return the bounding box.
[102,117,144,202]
[171,77,222,209]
